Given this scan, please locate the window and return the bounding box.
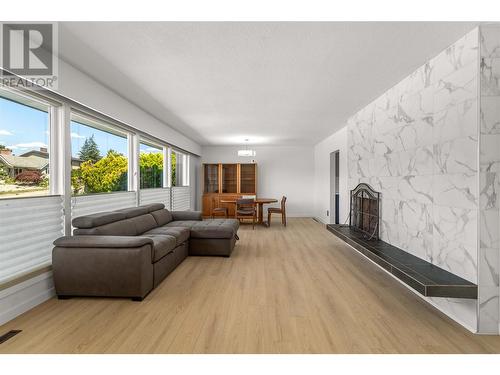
[70,114,128,195]
[0,92,50,199]
[140,141,163,189]
[171,150,189,187]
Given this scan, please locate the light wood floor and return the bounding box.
[2,218,500,353]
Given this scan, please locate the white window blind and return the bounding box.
[71,191,137,219]
[171,186,191,211]
[0,196,64,284]
[139,187,171,209]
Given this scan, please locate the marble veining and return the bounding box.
[480,58,500,95]
[478,25,500,334]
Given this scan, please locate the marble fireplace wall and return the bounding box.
[478,25,500,334]
[347,27,480,331]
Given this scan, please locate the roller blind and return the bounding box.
[171,186,191,211]
[71,191,137,219]
[139,187,171,209]
[0,196,64,284]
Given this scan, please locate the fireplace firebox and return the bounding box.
[349,183,380,240]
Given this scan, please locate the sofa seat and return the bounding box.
[141,234,177,262]
[143,227,190,246]
[166,219,239,239]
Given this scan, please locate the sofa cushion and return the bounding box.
[141,234,177,262]
[190,222,235,239]
[129,214,158,235]
[164,220,196,228]
[144,226,190,246]
[145,203,165,212]
[114,204,165,218]
[165,219,239,239]
[171,211,202,221]
[72,211,127,229]
[74,218,138,236]
[115,206,150,218]
[151,209,173,226]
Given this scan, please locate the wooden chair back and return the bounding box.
[236,198,255,210]
[281,196,287,212]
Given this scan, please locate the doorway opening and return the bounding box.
[330,150,340,225]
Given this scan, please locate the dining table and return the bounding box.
[219,197,278,226]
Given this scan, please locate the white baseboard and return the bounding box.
[0,272,55,326]
[285,213,314,218]
[313,216,328,224]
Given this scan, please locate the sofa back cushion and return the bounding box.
[72,211,127,229]
[151,209,173,226]
[74,218,139,236]
[73,203,166,229]
[129,214,158,235]
[72,204,166,236]
[74,214,159,236]
[114,206,151,218]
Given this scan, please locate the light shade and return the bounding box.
[237,149,256,157]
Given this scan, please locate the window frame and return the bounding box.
[170,148,190,187]
[0,86,60,200]
[139,137,165,190]
[69,111,130,196]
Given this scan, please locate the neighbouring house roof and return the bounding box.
[0,154,49,170]
[20,150,49,159]
[20,149,83,165]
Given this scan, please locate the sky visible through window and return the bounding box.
[0,97,49,155]
[140,143,162,154]
[71,121,127,158]
[1,96,162,159]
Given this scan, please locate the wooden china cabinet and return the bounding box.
[202,163,257,217]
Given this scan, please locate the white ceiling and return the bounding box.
[59,22,478,146]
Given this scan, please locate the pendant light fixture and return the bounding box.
[237,139,256,157]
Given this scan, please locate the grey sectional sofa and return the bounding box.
[52,203,239,300]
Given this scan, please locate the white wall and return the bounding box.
[313,127,348,224]
[56,60,201,156]
[201,145,314,217]
[478,25,500,334]
[0,272,54,326]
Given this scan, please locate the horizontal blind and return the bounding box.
[71,191,137,219]
[171,186,191,211]
[139,188,171,209]
[0,196,64,284]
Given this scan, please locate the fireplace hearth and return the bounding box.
[349,183,380,240]
[326,183,477,299]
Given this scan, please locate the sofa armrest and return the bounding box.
[53,235,154,248]
[52,237,154,299]
[171,211,202,221]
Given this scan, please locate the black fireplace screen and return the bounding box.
[349,183,380,240]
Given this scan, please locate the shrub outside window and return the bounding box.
[140,141,163,189]
[70,115,128,195]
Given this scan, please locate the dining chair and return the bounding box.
[267,196,287,227]
[211,196,228,219]
[235,198,257,229]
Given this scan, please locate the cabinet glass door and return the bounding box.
[240,164,256,194]
[204,164,219,193]
[221,164,238,193]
